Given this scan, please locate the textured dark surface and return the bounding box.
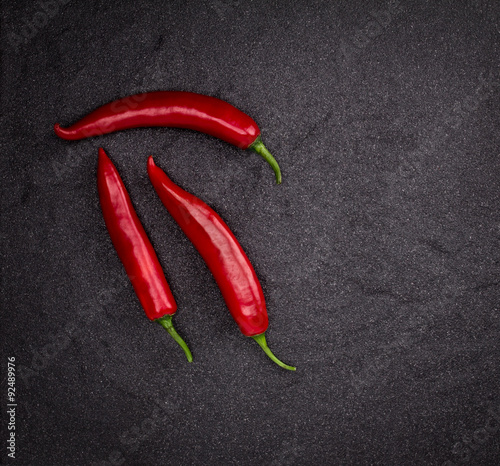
[1,0,499,465]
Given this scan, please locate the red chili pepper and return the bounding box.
[147,156,295,370]
[97,147,192,362]
[55,91,282,183]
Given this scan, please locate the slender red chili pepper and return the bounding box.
[97,147,192,362]
[147,156,295,370]
[55,91,282,183]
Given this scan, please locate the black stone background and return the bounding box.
[1,0,499,465]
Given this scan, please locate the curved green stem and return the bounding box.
[252,333,296,371]
[156,315,193,362]
[248,136,282,184]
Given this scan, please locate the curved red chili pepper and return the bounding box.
[97,147,192,362]
[147,156,295,370]
[55,91,282,183]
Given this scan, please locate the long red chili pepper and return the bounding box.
[147,156,295,370]
[97,147,192,362]
[55,91,282,183]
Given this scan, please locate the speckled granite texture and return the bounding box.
[1,0,499,465]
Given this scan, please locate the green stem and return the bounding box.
[251,333,296,371]
[248,136,282,184]
[156,315,193,362]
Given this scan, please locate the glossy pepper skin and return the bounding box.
[97,148,192,361]
[55,91,281,183]
[147,156,295,370]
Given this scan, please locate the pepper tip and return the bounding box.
[147,156,157,174]
[98,147,108,160]
[54,122,71,139]
[54,123,62,137]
